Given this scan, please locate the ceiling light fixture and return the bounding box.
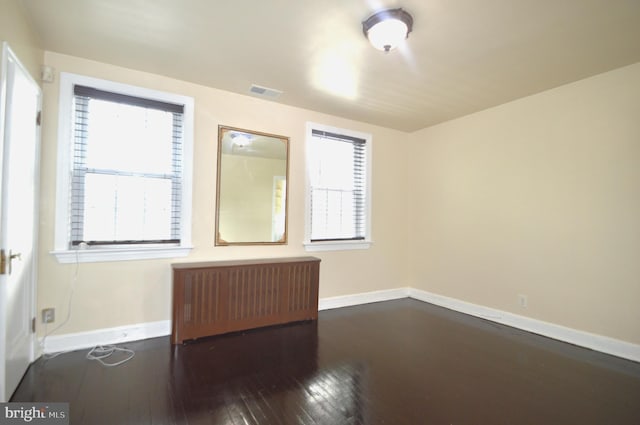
[231,133,251,148]
[362,8,413,52]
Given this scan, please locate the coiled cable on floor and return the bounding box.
[42,245,135,367]
[86,345,135,367]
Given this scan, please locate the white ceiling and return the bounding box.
[20,0,640,132]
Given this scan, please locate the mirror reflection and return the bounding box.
[215,126,289,245]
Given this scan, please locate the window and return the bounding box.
[52,73,194,263]
[304,122,372,251]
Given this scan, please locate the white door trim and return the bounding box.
[0,41,42,402]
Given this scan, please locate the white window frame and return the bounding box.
[51,72,194,263]
[304,122,372,252]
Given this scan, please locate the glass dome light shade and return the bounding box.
[362,8,413,52]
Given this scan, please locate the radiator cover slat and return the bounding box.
[172,257,320,344]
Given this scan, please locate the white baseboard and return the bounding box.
[39,288,640,364]
[41,320,171,354]
[318,287,410,311]
[408,288,640,363]
[39,288,411,353]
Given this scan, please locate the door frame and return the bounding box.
[0,41,42,401]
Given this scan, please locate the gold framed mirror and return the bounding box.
[215,126,289,245]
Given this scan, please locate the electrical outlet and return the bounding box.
[518,294,528,309]
[42,308,55,323]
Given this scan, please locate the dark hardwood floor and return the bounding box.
[11,299,640,424]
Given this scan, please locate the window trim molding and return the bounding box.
[51,246,193,264]
[303,122,372,251]
[303,240,373,252]
[52,72,194,263]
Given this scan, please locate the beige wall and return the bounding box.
[408,62,640,344]
[0,0,43,81]
[37,52,410,335]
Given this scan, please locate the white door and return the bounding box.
[0,42,41,402]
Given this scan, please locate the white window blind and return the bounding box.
[309,129,367,241]
[70,85,184,247]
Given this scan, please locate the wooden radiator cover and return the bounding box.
[171,257,320,344]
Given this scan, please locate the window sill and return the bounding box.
[51,245,193,264]
[303,240,372,252]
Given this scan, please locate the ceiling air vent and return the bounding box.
[249,84,283,99]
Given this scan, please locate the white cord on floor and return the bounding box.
[41,245,135,367]
[86,345,135,367]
